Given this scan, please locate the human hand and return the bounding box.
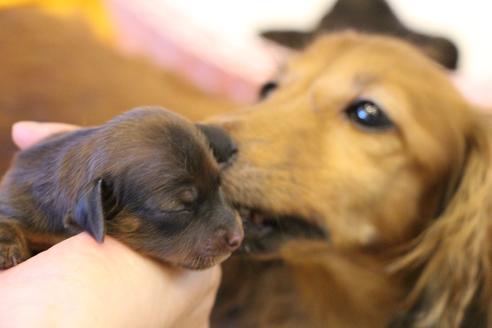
[0,121,221,328]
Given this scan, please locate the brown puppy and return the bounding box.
[0,107,243,270]
[210,33,492,327]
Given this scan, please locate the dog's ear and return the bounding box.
[279,240,403,326]
[260,30,312,50]
[392,115,492,327]
[73,178,115,243]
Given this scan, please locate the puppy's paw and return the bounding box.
[0,240,30,269]
[0,222,30,270]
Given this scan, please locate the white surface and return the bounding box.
[109,0,491,105]
[163,0,492,81]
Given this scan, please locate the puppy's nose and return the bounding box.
[196,124,238,165]
[225,230,243,250]
[217,228,243,252]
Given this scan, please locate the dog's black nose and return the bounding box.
[197,124,238,165]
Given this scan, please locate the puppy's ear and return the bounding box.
[196,124,237,164]
[73,179,107,242]
[392,116,492,327]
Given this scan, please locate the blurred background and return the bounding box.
[107,0,492,104]
[0,0,491,171]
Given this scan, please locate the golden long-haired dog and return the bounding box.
[210,33,492,327]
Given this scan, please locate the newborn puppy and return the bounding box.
[0,107,243,270]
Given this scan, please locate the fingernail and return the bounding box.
[11,121,43,149]
[12,121,41,131]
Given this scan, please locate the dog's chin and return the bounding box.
[236,207,327,258]
[179,252,232,270]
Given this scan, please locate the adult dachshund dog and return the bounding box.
[210,33,492,327]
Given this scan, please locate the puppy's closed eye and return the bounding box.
[344,99,394,131]
[159,199,191,214]
[157,189,198,214]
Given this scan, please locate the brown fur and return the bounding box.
[0,7,235,173]
[0,108,243,270]
[210,33,492,327]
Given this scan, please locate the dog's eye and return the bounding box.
[259,81,278,99]
[344,100,393,130]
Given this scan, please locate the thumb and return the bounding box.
[12,122,78,149]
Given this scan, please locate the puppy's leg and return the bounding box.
[0,217,30,269]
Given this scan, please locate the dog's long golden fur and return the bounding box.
[211,33,492,327]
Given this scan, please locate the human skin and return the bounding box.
[0,121,221,328]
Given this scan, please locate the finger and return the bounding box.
[0,234,170,327]
[12,122,78,149]
[165,266,222,328]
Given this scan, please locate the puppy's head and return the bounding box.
[72,108,243,270]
